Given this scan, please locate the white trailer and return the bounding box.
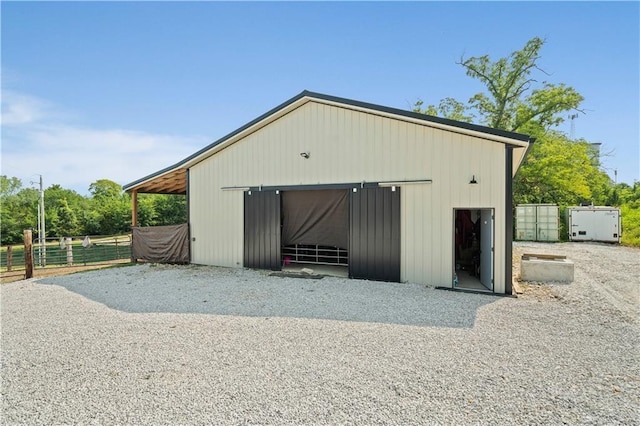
[566,206,621,243]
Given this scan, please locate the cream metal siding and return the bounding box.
[189,100,507,291]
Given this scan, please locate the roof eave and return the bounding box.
[124,90,532,193]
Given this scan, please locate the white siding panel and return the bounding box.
[189,101,508,289]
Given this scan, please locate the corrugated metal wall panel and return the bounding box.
[189,101,507,291]
[244,190,281,270]
[189,161,244,268]
[349,187,400,282]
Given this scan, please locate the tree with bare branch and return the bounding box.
[415,37,584,133]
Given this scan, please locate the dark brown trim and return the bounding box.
[131,190,138,227]
[505,147,514,295]
[186,169,191,264]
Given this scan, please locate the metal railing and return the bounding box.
[1,234,132,272]
[282,244,348,266]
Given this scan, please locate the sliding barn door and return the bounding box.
[349,187,401,282]
[244,190,281,270]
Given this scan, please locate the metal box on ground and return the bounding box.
[516,204,559,242]
[566,206,621,243]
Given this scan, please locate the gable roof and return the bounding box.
[123,90,531,194]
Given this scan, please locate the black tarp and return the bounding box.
[132,223,189,263]
[281,189,349,249]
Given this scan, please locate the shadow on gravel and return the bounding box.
[38,266,499,328]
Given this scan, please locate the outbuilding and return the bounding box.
[124,91,532,294]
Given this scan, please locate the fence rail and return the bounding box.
[282,244,348,266]
[1,234,132,272]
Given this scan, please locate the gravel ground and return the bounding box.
[1,242,638,425]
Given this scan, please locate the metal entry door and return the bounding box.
[349,187,401,282]
[479,209,494,290]
[244,190,281,270]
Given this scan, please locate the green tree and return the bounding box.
[79,209,102,235]
[45,184,85,211]
[413,97,474,122]
[89,179,123,200]
[153,194,187,225]
[87,179,131,235]
[0,177,39,245]
[1,176,22,198]
[136,194,187,227]
[1,176,188,243]
[49,199,80,237]
[136,194,157,227]
[414,37,583,133]
[607,181,640,247]
[94,197,130,235]
[413,36,616,209]
[514,132,611,206]
[45,184,88,236]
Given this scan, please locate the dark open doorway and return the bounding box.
[454,208,494,291]
[244,186,401,282]
[281,189,349,275]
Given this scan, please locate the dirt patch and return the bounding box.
[517,282,561,301]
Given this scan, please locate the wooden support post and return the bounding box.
[6,245,13,272]
[131,189,138,227]
[23,230,34,279]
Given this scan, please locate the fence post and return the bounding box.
[66,237,73,265]
[24,230,34,279]
[6,245,13,272]
[130,231,136,263]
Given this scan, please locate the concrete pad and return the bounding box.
[521,255,574,283]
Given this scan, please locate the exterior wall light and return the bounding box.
[470,175,478,184]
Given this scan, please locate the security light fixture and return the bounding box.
[300,152,310,159]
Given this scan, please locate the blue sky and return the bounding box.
[2,1,638,194]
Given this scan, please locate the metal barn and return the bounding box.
[124,91,532,294]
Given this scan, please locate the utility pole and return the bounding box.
[30,175,46,266]
[36,198,41,265]
[38,175,46,267]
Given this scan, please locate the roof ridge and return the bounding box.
[124,90,531,192]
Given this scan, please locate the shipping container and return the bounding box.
[566,206,621,243]
[515,204,559,242]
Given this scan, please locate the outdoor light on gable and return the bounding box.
[300,152,310,159]
[469,175,478,184]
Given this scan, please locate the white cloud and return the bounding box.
[1,91,53,125]
[1,91,207,194]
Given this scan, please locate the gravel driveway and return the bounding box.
[1,242,638,424]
